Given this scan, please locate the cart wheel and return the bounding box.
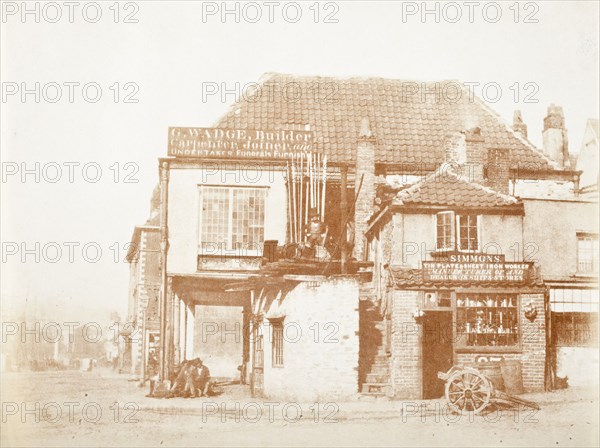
[445,368,492,415]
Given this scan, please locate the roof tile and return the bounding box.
[214,73,557,170]
[393,167,518,208]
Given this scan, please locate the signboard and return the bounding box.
[422,260,532,283]
[168,127,313,159]
[446,254,505,263]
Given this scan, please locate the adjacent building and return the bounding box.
[576,118,599,190]
[516,111,599,388]
[125,188,161,377]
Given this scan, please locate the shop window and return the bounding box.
[577,233,598,273]
[552,313,598,346]
[456,293,519,349]
[270,320,284,368]
[423,290,452,309]
[550,288,599,346]
[199,186,266,253]
[435,212,479,252]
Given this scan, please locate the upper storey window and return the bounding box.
[435,211,479,252]
[199,186,267,254]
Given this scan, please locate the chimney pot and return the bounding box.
[462,128,485,183]
[444,132,466,164]
[542,104,569,168]
[544,104,565,131]
[513,110,528,138]
[486,148,511,195]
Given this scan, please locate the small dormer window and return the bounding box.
[435,212,480,252]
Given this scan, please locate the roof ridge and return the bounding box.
[211,73,558,173]
[244,72,462,85]
[394,165,449,204]
[395,162,518,205]
[211,73,281,127]
[452,169,518,203]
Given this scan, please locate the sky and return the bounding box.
[1,1,599,322]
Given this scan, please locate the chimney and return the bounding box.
[513,110,528,138]
[463,127,485,184]
[443,130,484,184]
[542,104,570,168]
[486,148,511,195]
[353,117,376,262]
[444,132,466,165]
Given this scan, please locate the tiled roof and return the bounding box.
[214,73,557,170]
[392,166,519,208]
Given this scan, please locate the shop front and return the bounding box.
[388,257,546,399]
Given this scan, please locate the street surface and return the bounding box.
[1,369,598,447]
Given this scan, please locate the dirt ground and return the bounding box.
[1,369,598,447]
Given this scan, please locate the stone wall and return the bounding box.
[262,277,360,401]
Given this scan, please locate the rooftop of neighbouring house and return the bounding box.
[214,72,558,171]
[391,167,519,208]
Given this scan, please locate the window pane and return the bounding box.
[459,215,478,251]
[272,322,284,367]
[232,189,266,250]
[456,293,519,348]
[436,212,454,250]
[200,187,266,251]
[200,187,229,251]
[578,235,599,272]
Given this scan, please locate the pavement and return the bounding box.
[1,368,598,447]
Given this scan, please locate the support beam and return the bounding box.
[158,160,170,381]
[173,292,180,366]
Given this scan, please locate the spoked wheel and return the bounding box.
[445,368,492,415]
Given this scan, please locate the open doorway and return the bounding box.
[422,311,453,399]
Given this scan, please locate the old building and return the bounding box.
[515,110,599,388]
[156,132,360,401]
[125,188,161,377]
[365,132,547,399]
[144,73,597,400]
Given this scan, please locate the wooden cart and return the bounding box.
[437,366,540,414]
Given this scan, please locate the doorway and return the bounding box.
[422,311,454,399]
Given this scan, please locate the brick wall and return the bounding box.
[486,147,511,195]
[354,134,376,261]
[390,289,421,398]
[454,293,546,393]
[390,291,546,398]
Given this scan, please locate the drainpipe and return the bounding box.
[340,165,348,274]
[159,160,170,381]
